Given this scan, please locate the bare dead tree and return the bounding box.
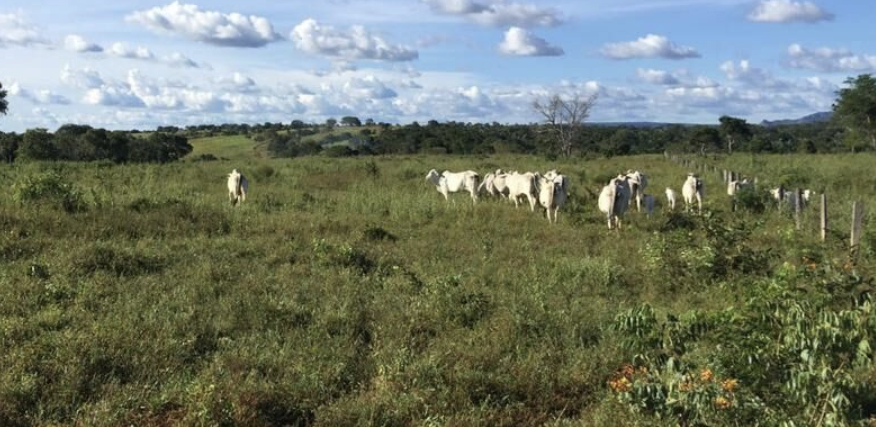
[532,93,597,157]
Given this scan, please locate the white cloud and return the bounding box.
[291,18,418,62]
[719,59,788,89]
[107,42,155,60]
[64,34,103,53]
[60,65,106,89]
[126,1,283,48]
[162,52,200,68]
[7,82,71,105]
[0,12,49,48]
[747,0,832,23]
[498,27,563,57]
[601,34,700,60]
[216,72,258,93]
[636,68,680,85]
[423,0,563,28]
[105,42,202,68]
[343,75,398,99]
[787,44,876,73]
[83,86,145,108]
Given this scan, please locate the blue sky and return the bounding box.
[0,0,873,131]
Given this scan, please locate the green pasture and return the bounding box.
[1,149,875,426]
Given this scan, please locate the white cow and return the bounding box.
[598,175,632,230]
[665,188,677,211]
[227,169,249,206]
[772,187,812,209]
[682,173,704,213]
[426,169,480,204]
[538,172,569,223]
[642,194,655,217]
[478,169,509,198]
[625,170,649,212]
[727,179,752,197]
[505,172,539,211]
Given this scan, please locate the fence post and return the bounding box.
[794,188,802,230]
[777,184,785,210]
[820,193,827,242]
[851,201,864,256]
[722,170,728,184]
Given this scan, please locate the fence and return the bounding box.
[666,153,866,256]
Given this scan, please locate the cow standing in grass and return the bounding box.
[625,170,648,212]
[505,172,539,211]
[426,169,480,205]
[598,175,631,230]
[227,169,249,206]
[665,188,677,211]
[538,172,569,224]
[682,173,703,213]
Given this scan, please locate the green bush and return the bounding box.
[13,171,88,213]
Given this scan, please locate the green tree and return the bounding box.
[718,115,752,154]
[0,132,20,162]
[0,81,8,116]
[340,116,361,127]
[688,126,722,155]
[833,74,876,152]
[19,128,57,160]
[325,118,338,131]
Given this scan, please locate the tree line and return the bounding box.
[0,125,192,163]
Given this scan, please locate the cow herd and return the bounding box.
[425,168,707,229]
[426,168,570,223]
[224,165,811,230]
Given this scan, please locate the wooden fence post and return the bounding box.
[820,193,827,242]
[777,184,785,210]
[851,201,864,256]
[794,188,802,230]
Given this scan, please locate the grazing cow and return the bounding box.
[625,170,649,212]
[538,172,569,223]
[682,173,704,213]
[665,188,677,211]
[505,172,539,211]
[772,187,812,209]
[598,175,632,230]
[642,194,655,217]
[727,179,752,197]
[478,169,509,198]
[227,169,249,206]
[426,169,480,204]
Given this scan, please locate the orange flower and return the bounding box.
[700,368,714,383]
[678,381,693,392]
[621,364,635,379]
[714,396,731,409]
[721,378,739,392]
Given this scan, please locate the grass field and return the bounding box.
[189,134,266,160]
[1,145,875,426]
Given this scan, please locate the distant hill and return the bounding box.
[591,122,696,128]
[761,112,832,127]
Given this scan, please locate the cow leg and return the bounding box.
[528,195,536,212]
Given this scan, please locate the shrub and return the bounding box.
[13,171,88,213]
[323,145,356,157]
[733,187,770,213]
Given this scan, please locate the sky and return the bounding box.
[0,0,873,132]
